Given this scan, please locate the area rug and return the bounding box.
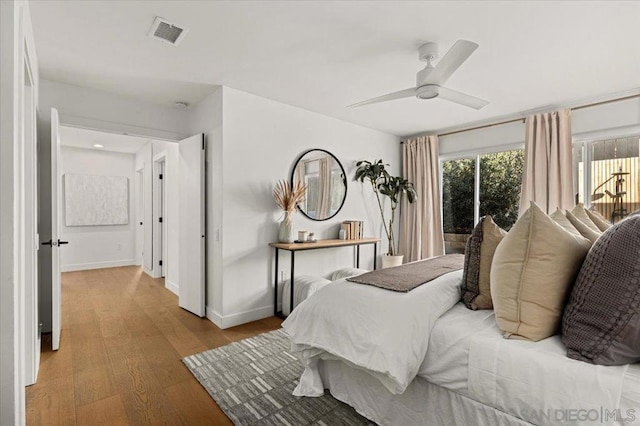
[183,329,373,425]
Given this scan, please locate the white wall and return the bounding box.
[190,87,400,328]
[39,79,189,141]
[0,2,20,422]
[187,88,224,316]
[38,80,187,333]
[59,147,136,271]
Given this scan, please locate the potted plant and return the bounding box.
[273,179,307,243]
[354,160,417,268]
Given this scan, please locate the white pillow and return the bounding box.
[565,210,601,244]
[549,208,583,238]
[281,275,331,316]
[570,204,602,233]
[325,267,369,281]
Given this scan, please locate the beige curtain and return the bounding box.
[519,109,574,215]
[316,157,332,218]
[399,135,445,262]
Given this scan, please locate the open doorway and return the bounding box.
[40,123,206,355]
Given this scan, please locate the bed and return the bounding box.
[282,270,640,426]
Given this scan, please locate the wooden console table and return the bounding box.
[269,238,380,318]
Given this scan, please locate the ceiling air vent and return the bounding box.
[148,17,188,46]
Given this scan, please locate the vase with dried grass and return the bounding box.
[273,179,307,243]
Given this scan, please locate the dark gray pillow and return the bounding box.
[461,215,506,310]
[562,215,640,365]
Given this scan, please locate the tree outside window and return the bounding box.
[442,149,524,253]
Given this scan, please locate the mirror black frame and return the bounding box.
[291,148,347,221]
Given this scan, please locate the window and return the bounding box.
[573,136,639,223]
[442,158,476,235]
[442,149,524,253]
[479,150,524,230]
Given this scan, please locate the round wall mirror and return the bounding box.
[291,149,347,221]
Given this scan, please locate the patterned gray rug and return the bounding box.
[183,329,373,425]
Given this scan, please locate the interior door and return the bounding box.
[161,161,167,278]
[178,134,205,316]
[136,169,144,266]
[50,108,63,350]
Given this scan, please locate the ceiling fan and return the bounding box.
[348,40,489,110]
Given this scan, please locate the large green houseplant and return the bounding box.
[354,160,417,266]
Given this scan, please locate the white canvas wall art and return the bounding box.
[64,174,129,226]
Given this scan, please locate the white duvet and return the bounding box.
[282,269,463,397]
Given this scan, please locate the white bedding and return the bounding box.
[422,304,640,425]
[466,320,640,425]
[419,303,496,394]
[282,269,463,396]
[283,267,640,424]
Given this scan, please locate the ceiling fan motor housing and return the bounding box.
[417,85,440,100]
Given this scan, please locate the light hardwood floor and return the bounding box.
[26,266,282,425]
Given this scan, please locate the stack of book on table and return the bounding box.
[341,220,364,240]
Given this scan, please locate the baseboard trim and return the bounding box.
[61,259,136,272]
[206,306,223,328]
[165,280,178,296]
[205,305,274,330]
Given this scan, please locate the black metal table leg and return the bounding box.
[373,242,377,270]
[290,252,295,314]
[274,248,279,316]
[356,245,360,268]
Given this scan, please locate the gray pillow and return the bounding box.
[562,215,640,365]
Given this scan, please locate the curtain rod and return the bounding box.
[402,92,640,141]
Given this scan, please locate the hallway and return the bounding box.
[26,266,282,425]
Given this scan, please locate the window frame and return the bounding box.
[439,142,525,231]
[572,125,640,209]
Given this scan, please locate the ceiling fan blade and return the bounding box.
[438,86,489,110]
[420,40,478,86]
[348,87,416,108]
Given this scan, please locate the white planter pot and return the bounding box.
[381,254,404,269]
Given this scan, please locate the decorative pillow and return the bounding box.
[565,210,601,244]
[282,275,331,315]
[585,208,611,232]
[490,202,591,341]
[461,215,506,310]
[570,204,602,233]
[549,208,583,238]
[326,268,369,281]
[562,215,640,365]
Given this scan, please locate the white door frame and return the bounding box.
[22,36,40,385]
[135,168,145,266]
[152,152,167,279]
[1,2,38,421]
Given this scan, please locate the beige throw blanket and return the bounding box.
[347,254,464,292]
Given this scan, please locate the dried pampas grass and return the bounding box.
[273,179,306,215]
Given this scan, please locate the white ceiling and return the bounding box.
[60,126,152,154]
[29,1,640,137]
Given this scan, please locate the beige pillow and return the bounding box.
[585,208,611,232]
[549,208,582,238]
[490,202,591,341]
[565,210,601,244]
[570,204,601,233]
